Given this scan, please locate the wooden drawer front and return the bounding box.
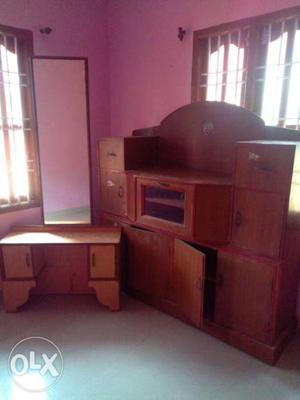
[90,245,116,279]
[99,139,124,170]
[100,170,128,217]
[2,245,34,279]
[235,143,294,193]
[215,251,274,343]
[232,189,286,257]
[136,178,194,237]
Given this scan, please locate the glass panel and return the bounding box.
[143,185,185,224]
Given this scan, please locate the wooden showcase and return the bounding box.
[0,226,121,312]
[99,101,300,364]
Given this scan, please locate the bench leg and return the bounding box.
[2,281,36,312]
[88,281,120,311]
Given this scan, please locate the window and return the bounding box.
[0,25,40,212]
[192,6,300,130]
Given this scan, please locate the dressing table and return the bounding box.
[0,226,121,312]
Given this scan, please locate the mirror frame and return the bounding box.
[30,56,94,225]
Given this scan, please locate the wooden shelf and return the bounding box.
[145,197,184,209]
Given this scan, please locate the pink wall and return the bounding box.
[0,0,109,235]
[107,0,300,137]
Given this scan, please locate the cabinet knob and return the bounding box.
[107,152,117,157]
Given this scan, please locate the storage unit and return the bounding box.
[98,102,300,364]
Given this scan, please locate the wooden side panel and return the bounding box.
[2,245,34,279]
[232,189,286,257]
[100,170,128,217]
[173,239,205,327]
[215,251,275,343]
[194,185,231,243]
[90,245,116,279]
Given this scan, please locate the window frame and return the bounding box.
[0,23,41,214]
[191,6,300,125]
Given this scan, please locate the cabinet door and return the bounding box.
[2,245,34,279]
[214,251,274,343]
[125,226,170,301]
[173,240,205,328]
[232,189,285,257]
[90,245,116,279]
[100,170,128,217]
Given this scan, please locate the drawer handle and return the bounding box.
[92,253,96,267]
[254,164,273,173]
[107,152,117,157]
[26,253,31,268]
[158,182,169,187]
[235,210,242,227]
[118,186,124,198]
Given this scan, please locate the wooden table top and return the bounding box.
[0,228,121,245]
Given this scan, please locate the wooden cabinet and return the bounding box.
[173,240,205,327]
[232,189,286,257]
[89,245,116,279]
[215,251,274,343]
[100,170,128,217]
[136,177,195,237]
[2,245,44,279]
[98,136,158,170]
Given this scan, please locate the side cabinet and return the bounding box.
[214,251,275,343]
[173,239,205,327]
[2,245,45,279]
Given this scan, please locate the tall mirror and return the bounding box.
[32,57,92,224]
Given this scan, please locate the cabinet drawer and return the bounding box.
[89,245,116,278]
[136,178,194,237]
[100,170,128,217]
[2,245,34,279]
[99,139,125,170]
[232,189,286,257]
[235,143,294,193]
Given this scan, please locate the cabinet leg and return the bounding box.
[88,281,120,311]
[2,281,36,312]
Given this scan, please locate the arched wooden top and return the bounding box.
[157,102,265,174]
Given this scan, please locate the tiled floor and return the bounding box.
[0,294,299,400]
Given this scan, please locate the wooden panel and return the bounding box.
[214,251,275,343]
[194,185,231,243]
[3,245,34,279]
[235,142,295,193]
[157,102,264,173]
[33,245,91,294]
[100,170,128,217]
[99,138,125,170]
[232,189,286,257]
[125,226,170,300]
[173,239,205,327]
[136,177,195,237]
[90,245,116,279]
